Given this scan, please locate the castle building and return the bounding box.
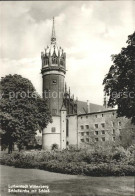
[41,18,135,150]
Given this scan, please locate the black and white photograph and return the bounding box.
[0,1,135,196]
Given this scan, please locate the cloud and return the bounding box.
[0,1,134,105]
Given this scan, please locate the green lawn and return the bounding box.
[1,165,134,196]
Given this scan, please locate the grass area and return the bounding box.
[1,165,134,196]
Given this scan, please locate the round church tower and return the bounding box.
[41,18,67,150]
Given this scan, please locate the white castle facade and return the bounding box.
[41,18,135,150]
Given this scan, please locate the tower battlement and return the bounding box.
[41,46,66,74]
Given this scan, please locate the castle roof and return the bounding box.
[77,100,111,114]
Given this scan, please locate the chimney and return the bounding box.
[87,100,90,113]
[103,93,108,108]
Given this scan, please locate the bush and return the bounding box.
[51,143,59,150]
[1,147,134,176]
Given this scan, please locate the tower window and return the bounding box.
[51,127,56,132]
[45,58,49,65]
[52,57,58,64]
[52,79,57,84]
[66,119,69,137]
[60,59,64,66]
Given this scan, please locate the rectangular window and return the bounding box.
[95,124,98,128]
[112,129,115,134]
[102,137,105,141]
[112,122,115,126]
[81,132,84,136]
[95,115,97,118]
[52,109,57,115]
[102,114,104,117]
[86,138,89,142]
[95,138,98,142]
[95,131,98,135]
[102,130,105,134]
[86,132,89,136]
[119,122,121,126]
[80,125,84,129]
[86,116,88,119]
[66,119,69,137]
[86,125,89,129]
[51,127,56,133]
[52,79,57,84]
[101,123,105,128]
[81,139,84,142]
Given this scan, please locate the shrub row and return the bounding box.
[1,146,135,176]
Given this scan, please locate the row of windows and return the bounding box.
[80,125,89,129]
[80,123,105,129]
[80,129,122,136]
[80,122,122,130]
[80,132,90,136]
[81,137,117,143]
[80,130,106,136]
[80,112,115,119]
[43,58,64,65]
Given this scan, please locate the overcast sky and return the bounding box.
[0,1,134,105]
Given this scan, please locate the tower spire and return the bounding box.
[51,17,56,44]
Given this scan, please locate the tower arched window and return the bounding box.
[60,59,64,66]
[52,57,58,65]
[44,58,49,65]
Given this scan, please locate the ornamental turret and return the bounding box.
[41,17,66,75]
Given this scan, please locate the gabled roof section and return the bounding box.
[77,100,111,114]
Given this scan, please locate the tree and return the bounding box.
[0,74,52,153]
[103,32,135,124]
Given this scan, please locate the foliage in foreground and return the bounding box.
[0,74,52,153]
[103,32,135,124]
[1,146,135,176]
